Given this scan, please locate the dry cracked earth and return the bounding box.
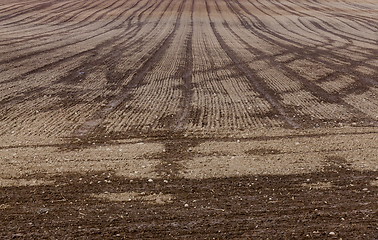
[1,0,378,239]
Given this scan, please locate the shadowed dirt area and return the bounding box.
[0,0,378,238]
[1,154,378,239]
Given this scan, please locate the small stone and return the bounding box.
[184,204,189,207]
[329,231,336,235]
[148,179,153,182]
[37,208,50,214]
[163,180,168,183]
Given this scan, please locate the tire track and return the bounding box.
[73,0,188,137]
[0,0,155,86]
[0,0,59,22]
[187,0,281,130]
[206,0,300,129]
[0,1,140,64]
[0,0,124,48]
[0,0,159,115]
[0,0,146,52]
[220,0,378,126]
[1,0,84,26]
[175,0,194,130]
[99,0,194,134]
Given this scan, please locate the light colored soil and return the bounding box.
[1,126,377,183]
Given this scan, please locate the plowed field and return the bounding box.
[1,0,378,238]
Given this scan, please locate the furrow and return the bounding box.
[206,0,299,129]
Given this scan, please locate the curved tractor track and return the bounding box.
[1,0,378,238]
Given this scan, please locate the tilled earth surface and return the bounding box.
[1,0,378,238]
[2,168,378,239]
[1,129,378,239]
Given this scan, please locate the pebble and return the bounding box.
[148,179,153,182]
[329,232,335,235]
[184,204,189,207]
[37,208,50,214]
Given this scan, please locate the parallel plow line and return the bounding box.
[0,0,377,139]
[216,0,378,126]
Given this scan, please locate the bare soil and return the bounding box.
[1,0,378,238]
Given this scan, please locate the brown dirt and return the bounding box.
[1,0,378,238]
